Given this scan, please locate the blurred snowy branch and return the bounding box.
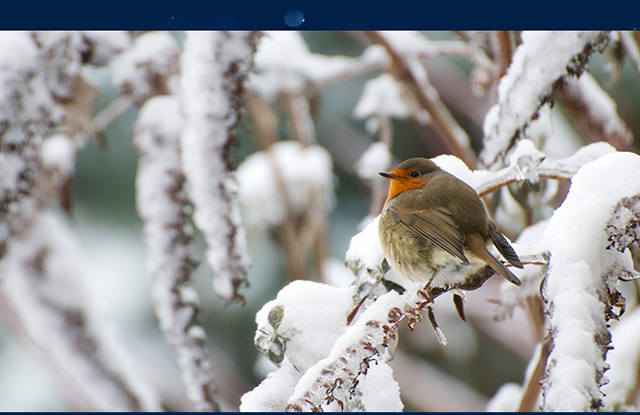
[133,95,221,411]
[0,212,160,411]
[180,31,258,303]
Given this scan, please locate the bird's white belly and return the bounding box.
[385,240,487,289]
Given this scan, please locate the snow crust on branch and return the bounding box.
[180,31,256,303]
[109,31,179,105]
[481,31,611,166]
[0,32,57,261]
[0,211,161,411]
[133,95,220,411]
[540,151,640,411]
[248,31,384,100]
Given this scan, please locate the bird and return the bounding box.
[378,157,523,320]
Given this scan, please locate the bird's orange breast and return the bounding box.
[384,176,426,205]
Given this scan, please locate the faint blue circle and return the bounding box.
[284,9,305,27]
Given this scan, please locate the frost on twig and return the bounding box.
[558,71,633,150]
[180,31,259,303]
[132,95,221,411]
[0,212,161,411]
[540,152,640,411]
[481,31,612,166]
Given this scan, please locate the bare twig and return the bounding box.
[93,95,133,132]
[365,31,477,168]
[518,338,551,412]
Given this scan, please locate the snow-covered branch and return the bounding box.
[0,32,55,261]
[558,71,633,150]
[540,152,640,411]
[180,31,259,303]
[133,95,221,411]
[481,31,612,166]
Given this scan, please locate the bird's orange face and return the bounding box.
[380,168,430,205]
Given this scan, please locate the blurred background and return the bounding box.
[1,31,639,411]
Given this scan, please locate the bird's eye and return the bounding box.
[410,171,420,178]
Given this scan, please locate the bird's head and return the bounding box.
[379,158,442,205]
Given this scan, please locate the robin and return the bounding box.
[378,157,523,320]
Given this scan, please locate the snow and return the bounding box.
[0,211,161,411]
[344,214,385,278]
[254,280,353,372]
[540,151,640,411]
[249,31,376,100]
[109,32,179,104]
[180,31,254,302]
[485,383,523,412]
[481,31,607,166]
[133,94,219,411]
[236,140,334,230]
[352,73,417,128]
[240,362,300,412]
[355,141,392,182]
[603,307,640,410]
[40,134,76,174]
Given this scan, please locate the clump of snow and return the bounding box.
[432,153,474,185]
[236,140,334,230]
[40,134,76,175]
[109,32,179,105]
[353,73,426,134]
[345,215,385,279]
[254,280,353,372]
[540,151,640,411]
[355,141,392,182]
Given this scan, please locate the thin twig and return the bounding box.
[518,338,551,412]
[490,31,515,81]
[93,95,133,132]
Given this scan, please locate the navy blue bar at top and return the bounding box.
[0,0,637,30]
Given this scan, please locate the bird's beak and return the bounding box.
[379,171,396,180]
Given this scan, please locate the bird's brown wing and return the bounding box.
[388,205,468,263]
[487,220,523,269]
